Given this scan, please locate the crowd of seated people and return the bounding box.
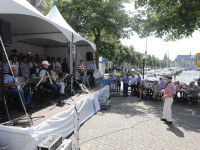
[1,52,71,111]
[173,81,199,104]
[0,53,69,77]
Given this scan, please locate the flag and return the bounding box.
[53,0,57,6]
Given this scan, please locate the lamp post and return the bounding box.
[142,53,147,79]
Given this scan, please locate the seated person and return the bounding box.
[36,56,42,68]
[28,56,39,76]
[0,55,10,74]
[10,54,20,76]
[144,79,150,89]
[139,80,146,99]
[20,56,29,77]
[77,60,86,75]
[56,57,62,72]
[17,53,22,64]
[77,60,86,84]
[39,61,60,102]
[109,73,116,94]
[62,58,68,74]
[50,57,56,71]
[4,65,31,111]
[186,82,198,103]
[61,58,70,85]
[151,80,161,99]
[173,81,178,99]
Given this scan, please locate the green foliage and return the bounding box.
[99,41,118,61]
[133,0,200,41]
[42,0,134,68]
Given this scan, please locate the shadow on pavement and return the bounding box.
[99,96,200,133]
[166,125,185,138]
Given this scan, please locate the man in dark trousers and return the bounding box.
[137,72,141,96]
[122,73,130,96]
[39,61,60,102]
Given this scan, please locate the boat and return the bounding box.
[146,70,156,77]
[193,75,199,81]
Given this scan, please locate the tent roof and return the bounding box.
[0,0,60,35]
[46,6,96,51]
[0,0,96,50]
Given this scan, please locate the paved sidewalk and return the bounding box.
[70,96,200,150]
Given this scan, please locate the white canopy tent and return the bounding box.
[0,0,96,69]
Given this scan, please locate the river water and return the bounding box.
[173,71,200,85]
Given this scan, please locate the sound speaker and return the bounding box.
[0,18,12,47]
[87,52,93,61]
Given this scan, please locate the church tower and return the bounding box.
[190,51,191,55]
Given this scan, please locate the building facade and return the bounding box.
[175,54,196,62]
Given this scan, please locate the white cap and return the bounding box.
[42,60,50,65]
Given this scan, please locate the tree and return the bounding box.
[135,51,142,67]
[113,43,127,67]
[151,55,156,67]
[42,0,133,68]
[99,41,118,61]
[129,45,137,66]
[146,55,152,67]
[133,0,200,41]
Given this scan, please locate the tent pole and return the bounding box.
[70,34,73,91]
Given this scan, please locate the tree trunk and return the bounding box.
[94,30,101,69]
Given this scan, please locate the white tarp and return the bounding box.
[12,33,69,46]
[6,42,45,57]
[0,85,109,150]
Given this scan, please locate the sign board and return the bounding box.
[102,58,106,64]
[196,53,200,66]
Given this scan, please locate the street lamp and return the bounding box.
[142,53,147,79]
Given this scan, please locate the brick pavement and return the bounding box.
[70,96,200,150]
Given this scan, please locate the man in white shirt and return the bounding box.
[55,57,62,72]
[20,56,29,77]
[28,56,39,75]
[0,56,10,74]
[10,55,19,76]
[130,74,137,96]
